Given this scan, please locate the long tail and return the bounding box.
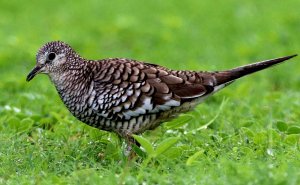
[213,54,297,86]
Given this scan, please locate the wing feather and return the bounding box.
[91,59,212,121]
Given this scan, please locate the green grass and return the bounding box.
[1,0,300,184]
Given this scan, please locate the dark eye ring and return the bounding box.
[47,52,56,62]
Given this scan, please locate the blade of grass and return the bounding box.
[154,137,179,157]
[132,135,154,155]
[196,98,228,131]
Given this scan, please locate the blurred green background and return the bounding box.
[0,0,300,184]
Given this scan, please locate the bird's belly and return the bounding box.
[75,104,195,135]
[65,97,206,136]
[75,112,158,136]
[61,96,158,135]
[62,88,208,136]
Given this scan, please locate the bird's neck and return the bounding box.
[49,62,93,97]
[48,65,94,115]
[49,60,91,89]
[49,71,70,88]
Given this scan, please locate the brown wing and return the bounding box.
[91,58,213,121]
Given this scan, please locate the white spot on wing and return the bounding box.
[123,107,146,119]
[163,99,180,107]
[121,96,127,102]
[141,97,153,110]
[213,84,226,93]
[150,99,180,113]
[127,89,133,96]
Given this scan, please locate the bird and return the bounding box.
[26,41,297,150]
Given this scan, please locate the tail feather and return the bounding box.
[214,54,297,86]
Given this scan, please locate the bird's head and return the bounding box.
[26,41,80,81]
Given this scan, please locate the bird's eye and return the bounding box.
[46,52,56,62]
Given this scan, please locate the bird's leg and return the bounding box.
[125,134,141,160]
[116,131,141,159]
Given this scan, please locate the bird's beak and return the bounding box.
[26,65,43,82]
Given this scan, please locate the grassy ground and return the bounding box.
[0,0,300,184]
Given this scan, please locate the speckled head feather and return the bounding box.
[36,41,79,62]
[27,41,86,82]
[27,41,297,148]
